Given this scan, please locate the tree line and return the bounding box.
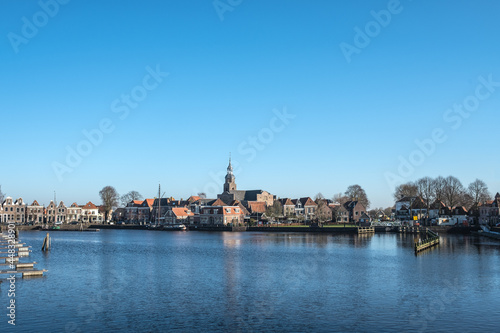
[394,176,491,210]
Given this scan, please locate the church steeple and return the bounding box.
[224,154,236,192]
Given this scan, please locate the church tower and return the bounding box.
[224,156,237,192]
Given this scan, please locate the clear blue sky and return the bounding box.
[1,0,499,208]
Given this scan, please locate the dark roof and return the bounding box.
[410,197,426,209]
[299,197,317,207]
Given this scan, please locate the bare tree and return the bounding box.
[99,186,120,223]
[332,193,348,205]
[198,192,207,199]
[443,176,464,208]
[344,184,370,209]
[432,176,446,202]
[0,185,4,204]
[416,177,434,224]
[120,190,143,207]
[314,192,325,201]
[393,182,418,201]
[467,179,491,206]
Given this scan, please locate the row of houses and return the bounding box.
[115,195,369,226]
[394,193,500,226]
[0,197,105,224]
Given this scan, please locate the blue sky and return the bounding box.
[1,0,499,208]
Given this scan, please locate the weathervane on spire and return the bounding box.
[227,152,233,173]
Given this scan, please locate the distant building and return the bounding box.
[56,201,67,223]
[68,203,82,223]
[278,198,295,217]
[81,201,102,223]
[46,200,57,223]
[164,207,194,225]
[1,197,26,224]
[343,200,366,223]
[199,199,244,226]
[479,192,500,225]
[26,200,44,224]
[217,158,274,207]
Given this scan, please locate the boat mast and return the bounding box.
[157,183,160,226]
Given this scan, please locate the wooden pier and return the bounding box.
[415,228,440,253]
[0,232,48,277]
[0,269,48,277]
[357,227,375,234]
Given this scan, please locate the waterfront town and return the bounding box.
[1,159,499,228]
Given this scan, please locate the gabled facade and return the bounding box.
[278,198,295,217]
[1,197,26,224]
[343,200,366,223]
[26,200,44,224]
[68,203,82,223]
[46,200,57,223]
[56,201,67,223]
[81,201,102,223]
[479,193,500,225]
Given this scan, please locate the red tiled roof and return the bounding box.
[171,207,194,217]
[82,201,98,209]
[71,202,79,207]
[188,196,201,202]
[133,200,143,205]
[142,199,155,207]
[31,200,40,206]
[247,201,267,213]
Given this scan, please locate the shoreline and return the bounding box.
[4,224,490,235]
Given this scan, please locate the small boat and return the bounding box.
[162,224,187,231]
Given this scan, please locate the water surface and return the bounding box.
[1,230,499,332]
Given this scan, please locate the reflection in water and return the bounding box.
[1,230,499,332]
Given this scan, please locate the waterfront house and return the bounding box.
[199,199,244,226]
[409,197,428,223]
[138,199,155,223]
[164,207,194,225]
[1,197,26,224]
[46,200,57,223]
[67,203,82,223]
[395,196,417,221]
[278,198,295,217]
[344,200,366,223]
[124,200,143,223]
[81,201,102,223]
[429,200,447,221]
[56,201,68,224]
[479,193,500,225]
[26,200,44,224]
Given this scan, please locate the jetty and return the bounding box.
[0,232,48,277]
[357,227,375,234]
[415,228,440,253]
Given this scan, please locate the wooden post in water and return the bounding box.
[15,228,19,240]
[41,232,50,251]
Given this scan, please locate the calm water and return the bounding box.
[1,230,500,332]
